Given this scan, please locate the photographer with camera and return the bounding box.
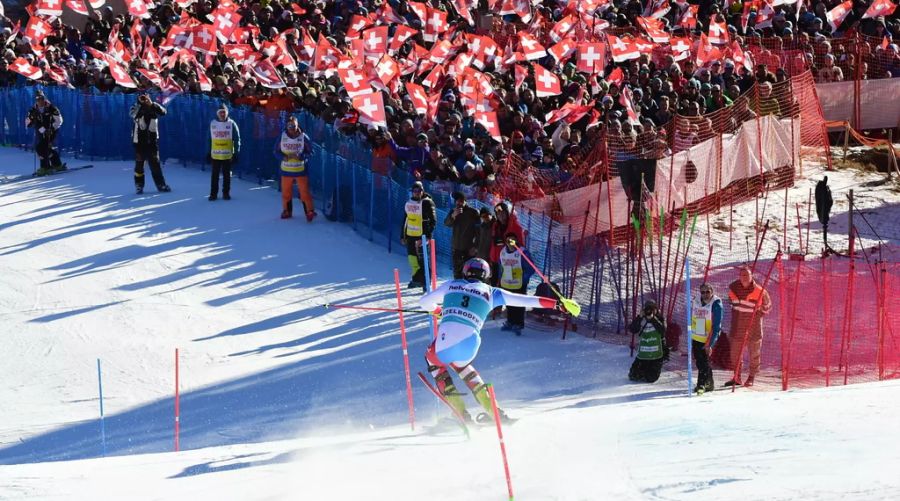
[628,300,669,383]
[130,93,170,194]
[25,92,65,176]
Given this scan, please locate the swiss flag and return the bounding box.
[193,60,212,92]
[161,25,191,51]
[533,64,561,97]
[191,24,218,54]
[266,40,296,70]
[448,52,473,78]
[754,0,776,30]
[390,25,418,53]
[863,0,896,18]
[378,2,406,24]
[670,36,692,62]
[407,1,429,24]
[457,71,479,98]
[707,16,729,45]
[11,57,43,80]
[576,42,606,74]
[363,26,389,57]
[137,68,163,87]
[423,8,448,43]
[66,0,89,15]
[606,66,624,87]
[24,18,52,45]
[549,14,576,43]
[429,39,455,64]
[353,91,388,129]
[109,61,137,88]
[637,16,669,44]
[252,59,286,89]
[647,0,670,18]
[730,40,753,72]
[160,76,183,105]
[619,87,640,126]
[549,38,577,65]
[421,63,445,89]
[475,111,502,142]
[607,34,639,62]
[632,36,656,57]
[47,65,71,87]
[346,15,372,39]
[514,64,528,89]
[518,33,547,61]
[405,82,429,115]
[213,7,241,43]
[223,44,256,64]
[36,0,63,17]
[339,67,371,98]
[374,54,400,86]
[125,0,150,18]
[826,0,853,31]
[696,33,722,67]
[452,0,475,25]
[313,34,341,76]
[678,5,699,30]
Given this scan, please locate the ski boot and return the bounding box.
[53,163,67,172]
[157,185,172,193]
[407,279,424,289]
[475,408,514,425]
[208,194,217,201]
[281,209,292,219]
[223,193,231,200]
[306,210,317,222]
[135,186,144,194]
[743,376,755,387]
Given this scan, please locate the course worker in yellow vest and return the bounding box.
[207,103,241,201]
[400,181,436,289]
[273,116,315,221]
[497,234,536,335]
[691,283,723,393]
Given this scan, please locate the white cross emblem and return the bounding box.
[413,89,427,103]
[197,28,213,44]
[557,22,571,34]
[352,19,367,32]
[469,37,481,54]
[581,45,601,65]
[376,61,393,79]
[345,70,363,88]
[521,36,537,51]
[359,97,379,117]
[111,65,125,78]
[16,62,32,73]
[129,0,144,11]
[709,22,723,36]
[479,115,495,130]
[612,38,628,53]
[428,13,443,32]
[537,70,555,90]
[672,40,690,53]
[560,43,572,56]
[230,47,245,58]
[31,22,47,38]
[476,99,493,112]
[45,0,60,8]
[366,30,383,50]
[459,79,474,95]
[218,13,234,30]
[635,41,653,52]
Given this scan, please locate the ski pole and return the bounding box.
[323,303,433,315]
[511,242,581,317]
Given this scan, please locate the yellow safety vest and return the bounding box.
[499,247,524,289]
[210,120,234,160]
[280,132,306,174]
[691,295,719,343]
[405,199,423,237]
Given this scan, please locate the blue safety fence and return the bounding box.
[1,85,626,331]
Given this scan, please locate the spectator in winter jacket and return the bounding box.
[273,115,315,221]
[130,93,170,194]
[444,191,481,279]
[489,201,525,284]
[26,91,65,175]
[476,207,494,263]
[628,300,669,383]
[497,234,537,335]
[691,283,723,393]
[401,181,436,288]
[725,267,772,387]
[395,133,431,178]
[206,103,241,201]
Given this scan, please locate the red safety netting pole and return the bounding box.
[563,202,591,340]
[785,258,803,390]
[174,348,180,452]
[393,269,416,431]
[878,262,887,381]
[840,231,857,386]
[778,256,788,390]
[486,384,514,501]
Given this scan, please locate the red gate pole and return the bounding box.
[394,269,416,431]
[486,385,514,501]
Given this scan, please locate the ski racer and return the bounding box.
[419,257,578,422]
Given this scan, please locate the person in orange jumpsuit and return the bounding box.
[273,116,315,221]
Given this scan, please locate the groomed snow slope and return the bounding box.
[1,147,899,501]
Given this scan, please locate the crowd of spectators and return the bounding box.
[1,0,899,202]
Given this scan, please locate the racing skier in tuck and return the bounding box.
[419,257,579,423]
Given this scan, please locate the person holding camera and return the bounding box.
[130,93,170,194]
[628,300,669,383]
[207,103,241,201]
[444,191,480,279]
[26,92,65,176]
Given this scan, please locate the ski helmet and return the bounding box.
[462,258,491,282]
[411,181,424,192]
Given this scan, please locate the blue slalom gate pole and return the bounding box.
[97,358,106,456]
[685,259,693,397]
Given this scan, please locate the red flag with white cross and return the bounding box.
[549,38,577,65]
[353,91,388,129]
[125,0,150,18]
[670,36,691,62]
[576,42,606,74]
[24,17,52,46]
[519,32,547,61]
[549,14,576,43]
[109,61,137,88]
[475,111,502,142]
[607,34,638,62]
[11,57,43,80]
[707,16,729,45]
[405,82,430,115]
[863,0,896,18]
[826,0,852,31]
[423,8,449,43]
[362,26,389,57]
[213,7,241,43]
[339,66,371,98]
[533,64,562,97]
[36,0,63,17]
[678,5,698,30]
[191,24,218,54]
[252,59,286,88]
[390,26,418,53]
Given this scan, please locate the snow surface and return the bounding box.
[1,147,900,501]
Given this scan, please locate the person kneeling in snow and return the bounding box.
[628,300,669,383]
